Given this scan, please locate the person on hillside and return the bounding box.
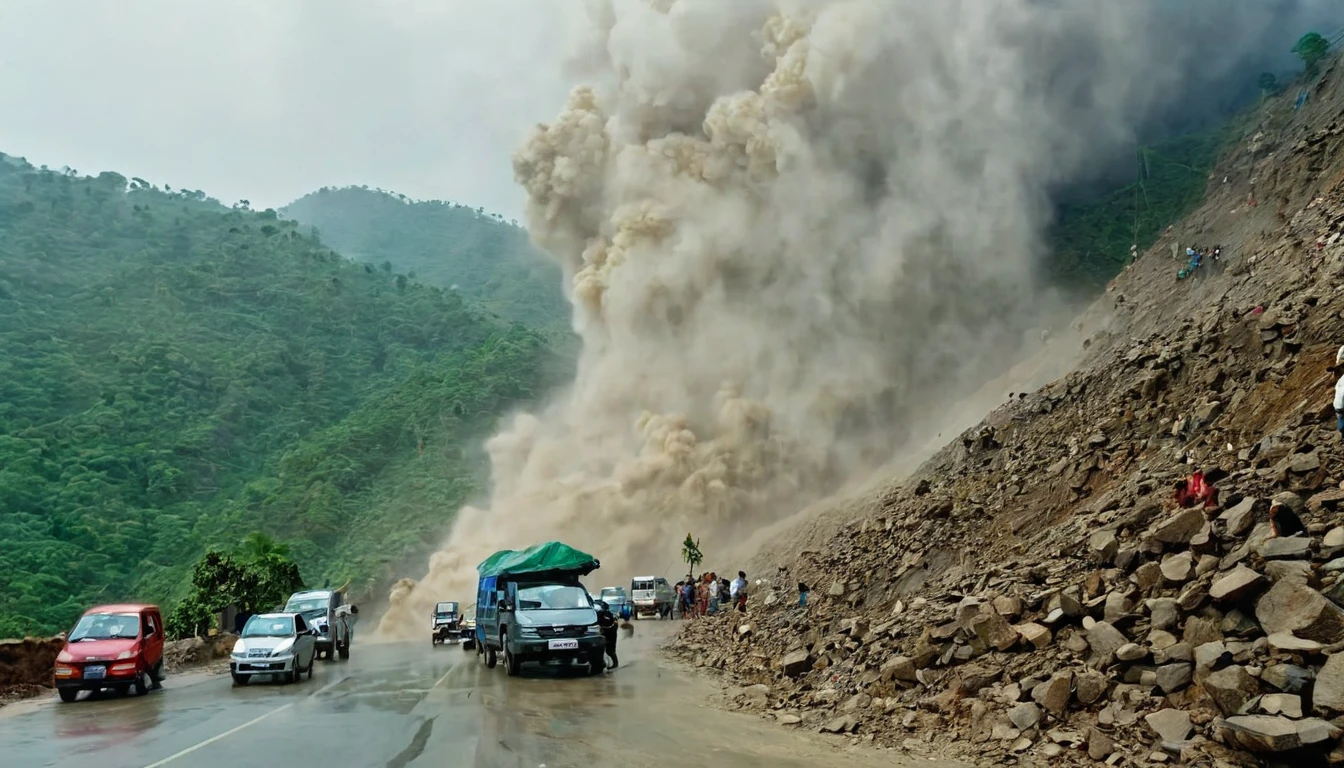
[707,573,720,615]
[595,601,619,668]
[731,571,748,613]
[1333,344,1344,439]
[1173,471,1218,509]
[798,581,810,609]
[1269,495,1307,539]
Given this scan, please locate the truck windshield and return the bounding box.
[632,581,654,591]
[516,585,592,610]
[285,597,328,614]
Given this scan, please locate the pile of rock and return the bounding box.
[681,493,1344,765]
[162,632,239,672]
[672,64,1344,767]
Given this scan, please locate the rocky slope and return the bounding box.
[670,59,1344,768]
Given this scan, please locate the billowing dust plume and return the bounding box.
[376,0,1316,635]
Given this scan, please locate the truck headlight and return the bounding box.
[585,625,601,635]
[519,628,539,638]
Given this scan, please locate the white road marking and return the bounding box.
[141,674,350,767]
[140,703,294,767]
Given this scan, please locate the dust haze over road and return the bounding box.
[377,0,1335,637]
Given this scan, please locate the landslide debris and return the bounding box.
[671,58,1344,768]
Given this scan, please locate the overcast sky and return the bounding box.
[0,0,573,218]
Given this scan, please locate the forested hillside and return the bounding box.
[282,187,572,336]
[0,155,565,637]
[1047,124,1231,288]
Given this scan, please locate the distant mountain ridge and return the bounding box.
[0,154,564,637]
[282,186,573,336]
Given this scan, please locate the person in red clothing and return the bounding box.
[1173,471,1218,509]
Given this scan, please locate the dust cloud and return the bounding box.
[376,0,1331,635]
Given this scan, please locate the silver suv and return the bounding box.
[283,589,358,661]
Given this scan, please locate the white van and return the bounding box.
[629,576,674,619]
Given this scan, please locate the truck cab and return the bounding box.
[283,589,358,661]
[630,576,674,619]
[473,542,606,677]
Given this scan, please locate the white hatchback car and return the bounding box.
[230,612,317,685]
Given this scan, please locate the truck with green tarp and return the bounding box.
[472,541,607,676]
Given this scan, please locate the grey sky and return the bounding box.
[0,0,573,218]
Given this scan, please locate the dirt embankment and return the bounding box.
[0,632,239,706]
[0,637,63,703]
[671,57,1344,768]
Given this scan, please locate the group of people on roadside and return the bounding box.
[675,571,749,617]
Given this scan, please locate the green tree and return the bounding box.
[681,533,703,576]
[1258,72,1278,96]
[1292,32,1331,76]
[165,543,303,638]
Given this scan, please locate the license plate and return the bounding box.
[547,639,578,650]
[84,665,106,680]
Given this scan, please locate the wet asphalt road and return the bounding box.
[0,623,969,768]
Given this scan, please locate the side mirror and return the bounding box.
[499,600,514,612]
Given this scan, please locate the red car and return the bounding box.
[54,604,166,702]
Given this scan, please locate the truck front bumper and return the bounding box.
[508,636,606,664]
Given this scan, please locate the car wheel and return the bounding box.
[484,643,497,669]
[58,688,78,703]
[588,653,606,675]
[504,643,520,677]
[231,673,248,686]
[338,637,350,660]
[150,661,164,689]
[133,670,151,696]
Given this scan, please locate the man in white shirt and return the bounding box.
[1334,345,1344,438]
[707,575,720,614]
[730,571,748,613]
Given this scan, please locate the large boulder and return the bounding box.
[1201,665,1258,715]
[1154,508,1207,545]
[1315,654,1344,713]
[1209,565,1266,603]
[1255,580,1344,643]
[781,649,814,678]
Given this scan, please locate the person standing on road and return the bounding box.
[596,601,619,668]
[731,571,748,613]
[707,573,720,614]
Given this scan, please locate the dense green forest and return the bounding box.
[282,187,573,339]
[0,155,566,637]
[1046,124,1230,288]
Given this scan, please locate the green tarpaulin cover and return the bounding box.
[476,541,600,578]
